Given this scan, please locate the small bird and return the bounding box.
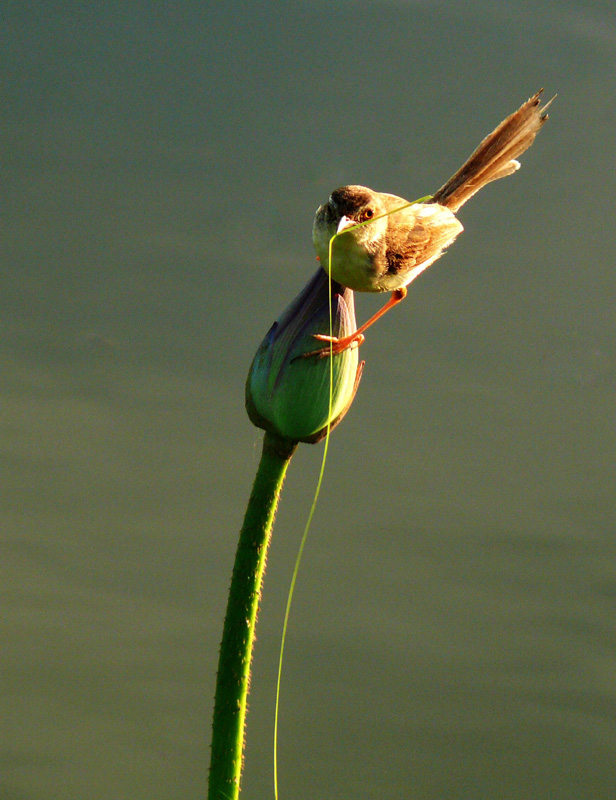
[310,90,553,356]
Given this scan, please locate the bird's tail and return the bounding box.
[430,90,554,213]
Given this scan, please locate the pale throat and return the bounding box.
[326,229,380,292]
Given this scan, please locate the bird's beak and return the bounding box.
[336,215,357,234]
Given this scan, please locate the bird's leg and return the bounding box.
[302,287,407,358]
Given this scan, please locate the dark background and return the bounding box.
[3,2,615,798]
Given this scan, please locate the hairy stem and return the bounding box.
[208,432,297,800]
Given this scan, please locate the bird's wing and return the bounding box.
[384,203,463,277]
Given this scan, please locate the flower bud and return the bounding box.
[246,268,363,444]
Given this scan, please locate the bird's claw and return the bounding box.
[300,332,365,359]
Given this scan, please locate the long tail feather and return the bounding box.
[431,90,554,213]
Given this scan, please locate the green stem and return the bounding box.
[208,431,297,800]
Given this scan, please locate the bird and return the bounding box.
[309,90,553,356]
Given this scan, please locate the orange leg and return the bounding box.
[303,287,407,358]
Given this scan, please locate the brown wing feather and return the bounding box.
[384,204,463,277]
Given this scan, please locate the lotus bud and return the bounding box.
[246,268,364,444]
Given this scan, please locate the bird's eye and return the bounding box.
[363,208,374,220]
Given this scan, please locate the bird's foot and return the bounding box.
[301,332,365,359]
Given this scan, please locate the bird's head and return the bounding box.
[312,185,389,274]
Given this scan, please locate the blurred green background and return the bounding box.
[3,2,615,798]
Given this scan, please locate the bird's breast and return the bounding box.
[326,234,387,293]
